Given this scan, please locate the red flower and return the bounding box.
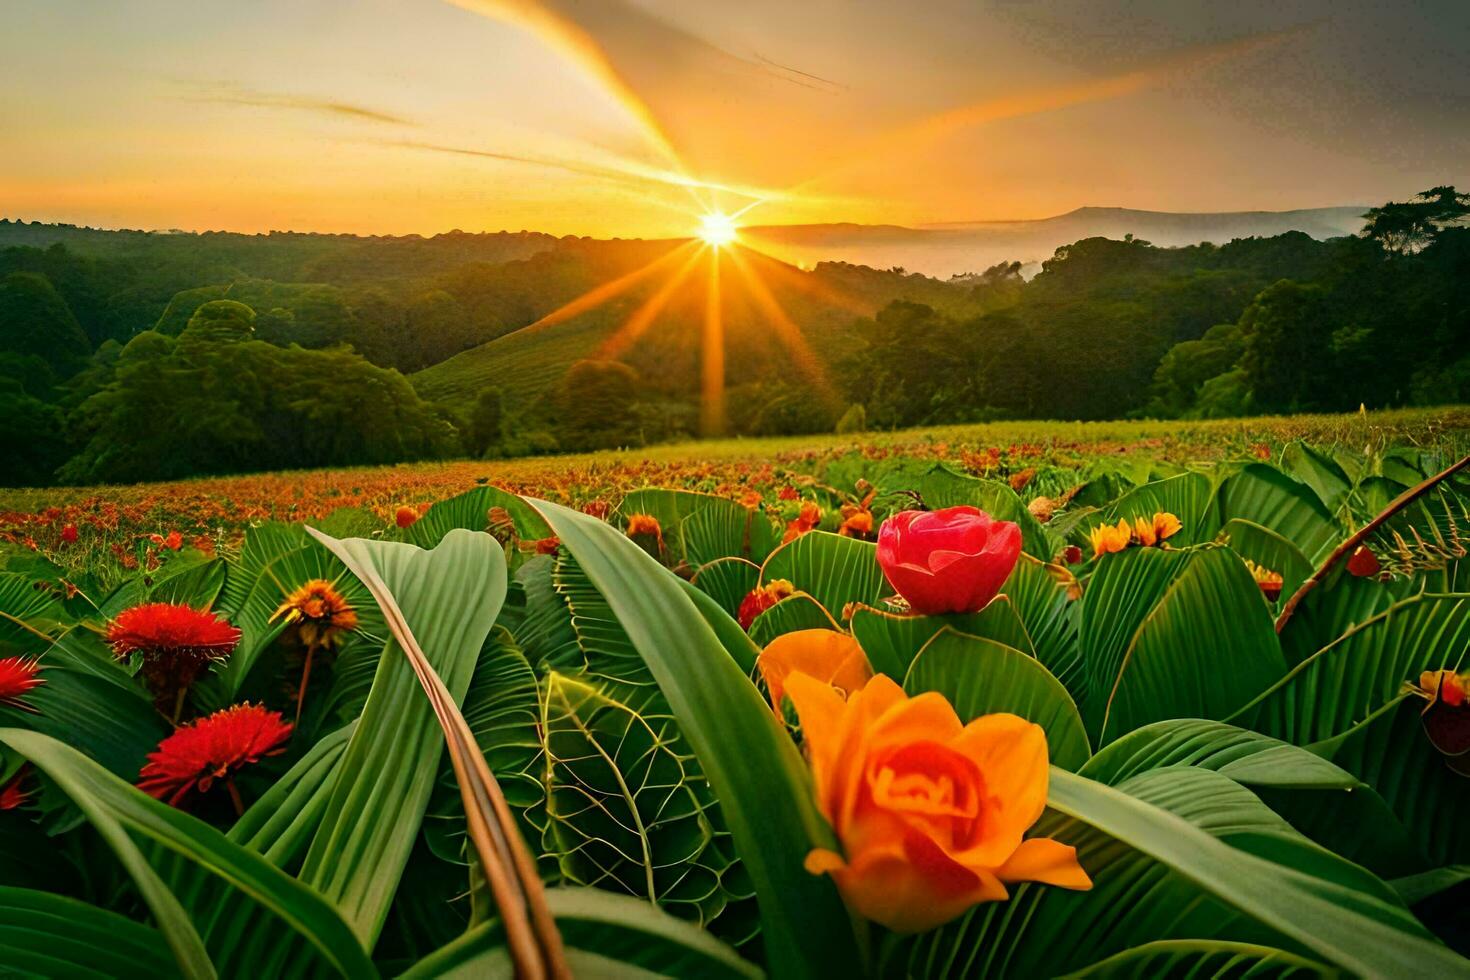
[137,703,293,807]
[395,505,420,529]
[738,579,795,631]
[0,766,30,810]
[877,507,1022,615]
[107,603,241,716]
[0,656,44,711]
[1347,545,1381,578]
[1061,545,1083,565]
[60,523,78,544]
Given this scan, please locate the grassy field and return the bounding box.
[3,407,1466,560]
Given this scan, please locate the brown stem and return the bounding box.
[170,686,188,726]
[1276,452,1470,633]
[294,645,315,729]
[225,777,245,818]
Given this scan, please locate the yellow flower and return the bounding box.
[1244,559,1284,602]
[1089,519,1132,558]
[1133,512,1183,547]
[271,579,358,651]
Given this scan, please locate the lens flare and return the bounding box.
[697,212,739,247]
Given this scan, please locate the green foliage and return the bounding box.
[467,386,505,457]
[558,359,641,452]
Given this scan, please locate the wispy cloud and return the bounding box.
[180,82,416,126]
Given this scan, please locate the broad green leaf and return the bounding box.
[691,557,761,619]
[1215,465,1340,562]
[401,887,762,980]
[1045,768,1460,977]
[0,571,65,655]
[759,530,887,620]
[0,886,180,980]
[850,598,1035,682]
[1062,939,1331,978]
[1282,442,1354,515]
[1005,554,1083,700]
[1308,696,1470,866]
[1081,719,1422,875]
[748,592,842,647]
[410,485,549,547]
[1275,562,1406,668]
[1234,592,1470,745]
[1102,472,1216,546]
[682,500,779,566]
[541,672,743,932]
[0,728,375,980]
[1101,547,1286,745]
[1219,518,1313,604]
[509,555,582,671]
[297,529,507,947]
[1078,546,1194,735]
[903,628,1089,770]
[527,499,861,980]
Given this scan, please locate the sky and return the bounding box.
[2,0,1467,239]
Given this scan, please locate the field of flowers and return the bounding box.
[2,406,1469,978]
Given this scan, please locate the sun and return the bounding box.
[697,211,739,247]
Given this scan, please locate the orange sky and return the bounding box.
[2,0,1467,238]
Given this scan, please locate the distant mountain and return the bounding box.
[741,205,1368,279]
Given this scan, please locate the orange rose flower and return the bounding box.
[1132,511,1182,547]
[787,673,1091,933]
[757,629,872,714]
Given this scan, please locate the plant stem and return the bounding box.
[225,777,245,818]
[1275,452,1470,633]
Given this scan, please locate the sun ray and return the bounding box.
[701,246,726,437]
[517,240,699,337]
[732,242,874,317]
[725,245,837,406]
[596,244,706,360]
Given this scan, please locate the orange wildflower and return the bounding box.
[1132,512,1182,547]
[1088,519,1132,558]
[1244,559,1284,602]
[394,505,420,529]
[838,503,874,538]
[757,629,871,714]
[783,501,822,543]
[1412,669,1467,709]
[271,579,359,652]
[787,673,1090,932]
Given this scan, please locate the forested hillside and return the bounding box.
[0,187,1465,486]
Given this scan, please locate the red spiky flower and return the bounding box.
[107,602,241,720]
[0,656,44,711]
[137,703,292,810]
[0,766,31,810]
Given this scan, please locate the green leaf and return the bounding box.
[1100,547,1286,746]
[0,886,180,980]
[1081,719,1422,876]
[682,500,779,567]
[1078,546,1195,735]
[1004,555,1083,701]
[540,672,742,931]
[748,593,841,647]
[850,598,1034,681]
[1061,939,1331,978]
[1234,592,1470,745]
[0,571,65,655]
[0,728,375,980]
[1101,472,1216,546]
[527,499,860,980]
[759,530,887,620]
[903,628,1090,770]
[1215,465,1340,562]
[692,557,761,619]
[402,887,762,980]
[1045,768,1464,977]
[1219,518,1313,604]
[1282,442,1354,515]
[296,529,507,947]
[410,485,549,547]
